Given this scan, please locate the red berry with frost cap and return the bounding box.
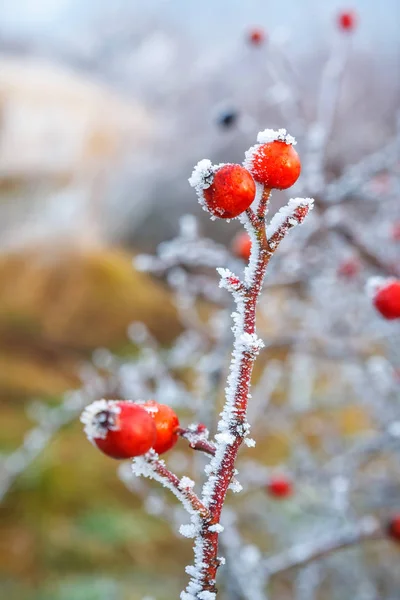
[143,400,180,454]
[204,164,256,219]
[267,476,293,498]
[248,27,266,46]
[232,232,252,261]
[245,131,301,190]
[80,400,156,459]
[372,279,400,320]
[201,164,256,219]
[338,11,356,31]
[387,515,400,542]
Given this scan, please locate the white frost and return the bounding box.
[181,476,196,489]
[188,159,214,190]
[80,399,121,442]
[266,198,314,239]
[365,276,396,299]
[208,523,224,533]
[256,128,297,145]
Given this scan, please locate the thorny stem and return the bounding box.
[181,189,313,599]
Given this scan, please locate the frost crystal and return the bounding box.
[180,523,198,538]
[244,438,256,448]
[198,592,216,600]
[366,276,395,299]
[180,476,196,489]
[188,160,229,216]
[244,129,297,173]
[208,523,224,533]
[215,431,236,445]
[257,127,297,145]
[188,159,214,191]
[80,399,121,441]
[238,332,264,355]
[266,198,314,239]
[229,479,243,493]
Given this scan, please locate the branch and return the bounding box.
[132,452,210,521]
[177,425,216,457]
[331,221,400,277]
[324,134,400,204]
[181,193,314,599]
[263,517,383,576]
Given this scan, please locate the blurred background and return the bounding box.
[0,1,399,599]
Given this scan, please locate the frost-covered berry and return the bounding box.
[370,279,400,320]
[267,476,293,498]
[248,27,266,46]
[338,11,356,31]
[80,400,156,459]
[190,162,256,219]
[244,129,301,189]
[387,515,400,543]
[232,232,252,261]
[143,400,180,454]
[337,258,360,279]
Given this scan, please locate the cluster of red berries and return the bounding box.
[371,279,400,320]
[81,399,179,459]
[190,130,301,220]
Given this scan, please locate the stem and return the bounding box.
[182,196,276,598]
[177,427,217,457]
[182,197,313,599]
[132,454,210,521]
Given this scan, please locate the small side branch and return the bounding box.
[177,425,217,457]
[132,452,210,520]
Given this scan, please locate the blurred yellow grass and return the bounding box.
[0,245,181,399]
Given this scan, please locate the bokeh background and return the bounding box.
[0,1,399,599]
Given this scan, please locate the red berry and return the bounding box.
[248,27,265,46]
[391,222,400,242]
[337,258,360,279]
[232,232,252,261]
[143,400,180,454]
[203,164,256,219]
[81,400,156,459]
[338,11,356,31]
[246,140,301,189]
[267,476,293,499]
[373,279,400,320]
[388,515,400,542]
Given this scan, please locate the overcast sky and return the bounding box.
[0,0,399,57]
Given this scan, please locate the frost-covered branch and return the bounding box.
[177,425,217,457]
[263,517,382,576]
[181,136,313,598]
[132,452,210,521]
